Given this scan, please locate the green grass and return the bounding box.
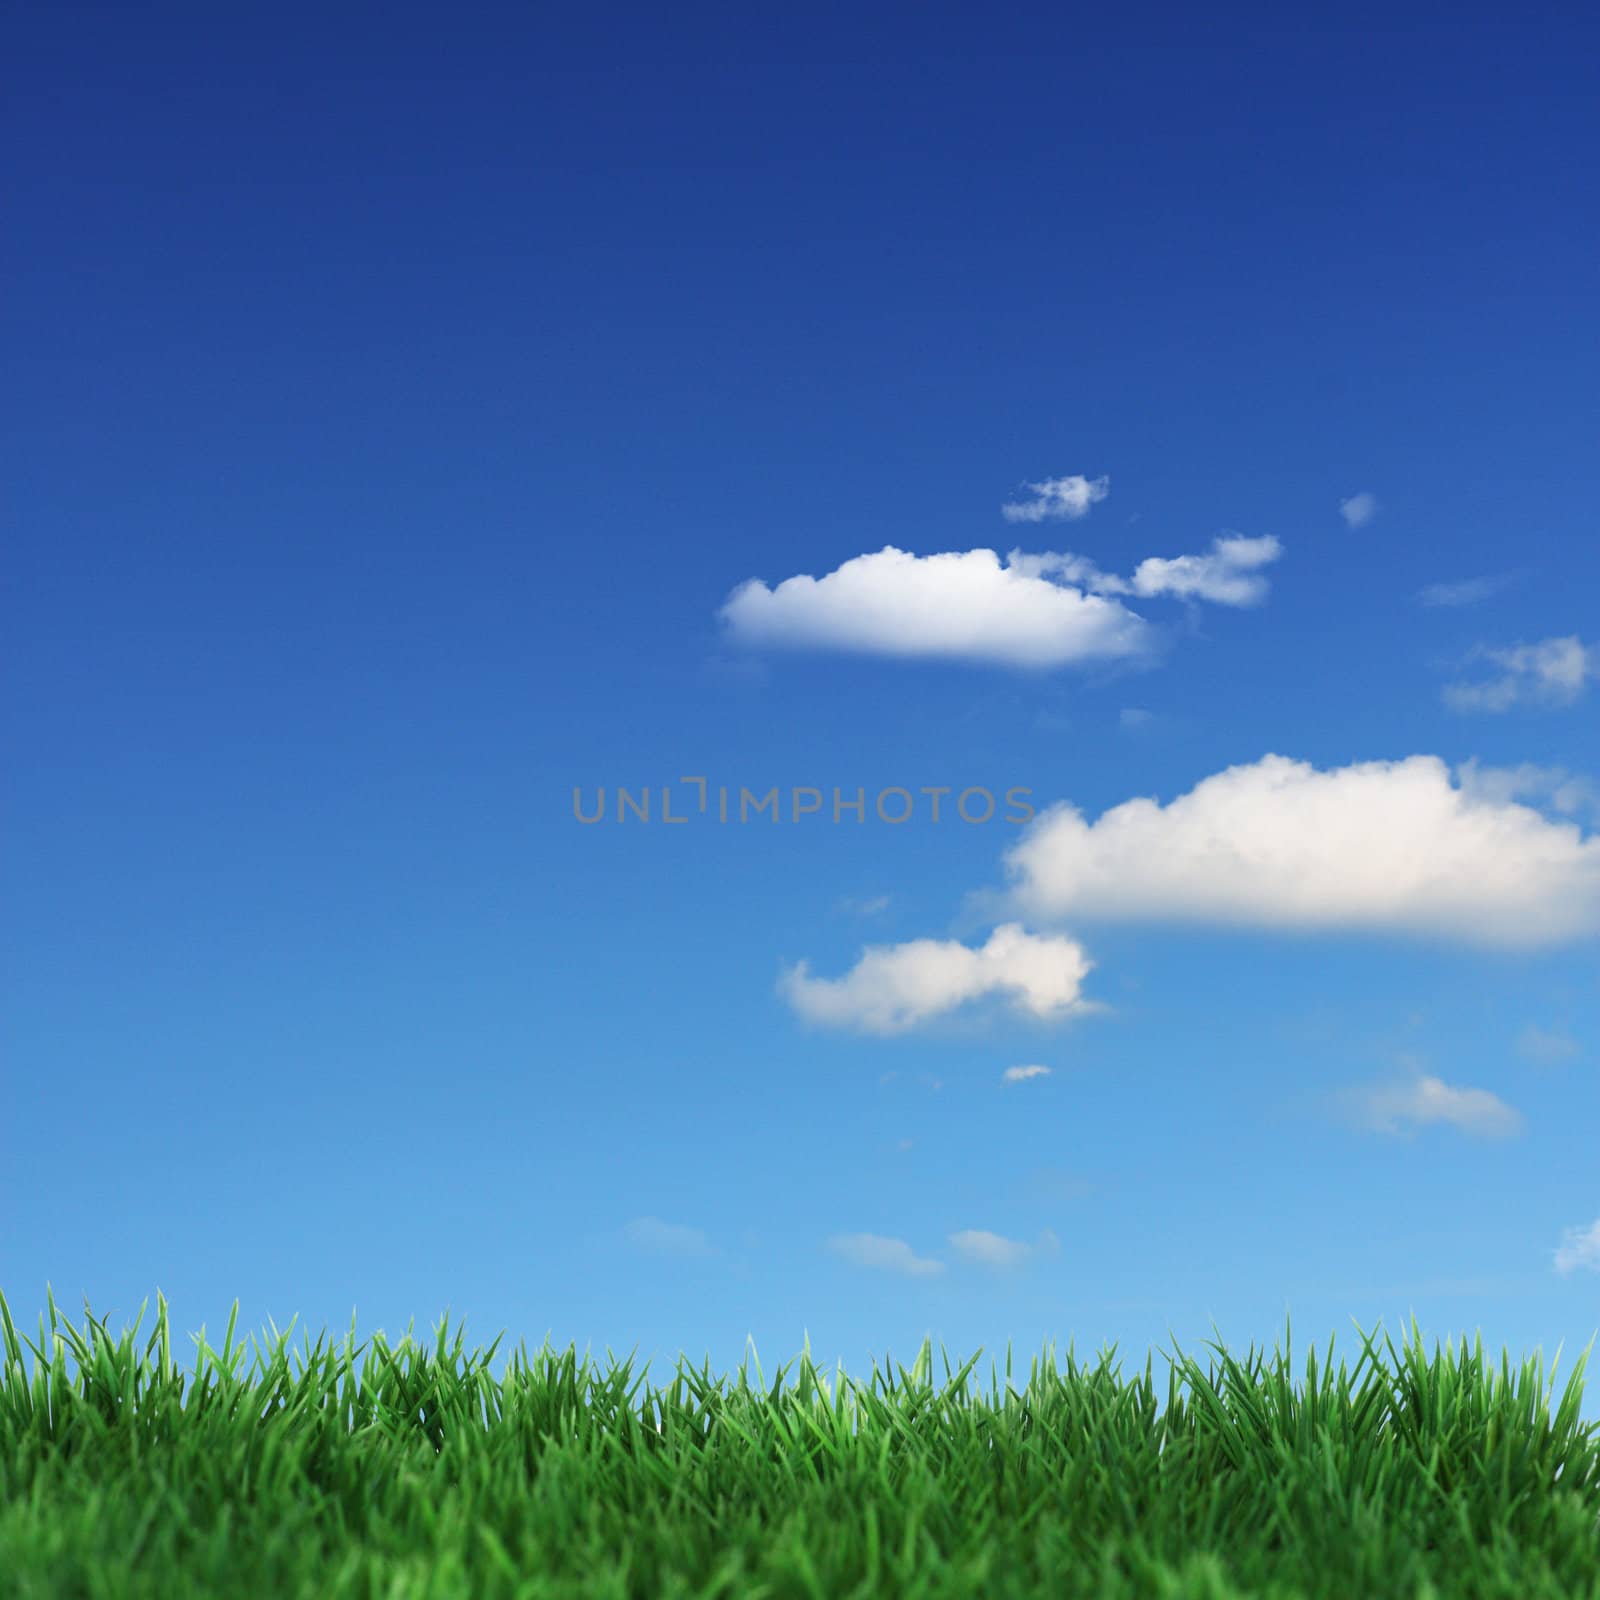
[3,1290,1598,1599]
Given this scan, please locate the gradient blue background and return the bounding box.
[6,1,1598,1422]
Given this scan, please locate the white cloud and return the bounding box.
[721,535,1283,668]
[949,1227,1061,1269]
[1002,1063,1053,1083]
[1517,1024,1581,1065]
[1120,707,1154,728]
[720,546,1151,668]
[1130,534,1282,605]
[1011,534,1281,607]
[781,923,1095,1034]
[1555,1220,1600,1275]
[1444,636,1594,713]
[826,1228,1060,1276]
[827,1233,945,1277]
[623,1217,718,1258]
[1419,575,1505,608]
[837,892,892,917]
[1002,753,1600,948]
[1339,1067,1524,1139]
[1001,474,1110,523]
[1340,492,1378,529]
[1455,758,1600,823]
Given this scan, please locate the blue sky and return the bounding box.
[6,2,1599,1425]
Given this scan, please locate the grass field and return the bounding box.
[3,1289,1598,1599]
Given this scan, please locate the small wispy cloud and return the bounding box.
[1002,1063,1053,1083]
[1419,575,1506,608]
[827,1233,945,1277]
[1339,491,1378,529]
[1001,474,1110,523]
[1011,533,1282,607]
[781,923,1096,1034]
[1454,758,1600,824]
[837,892,892,917]
[1553,1219,1600,1276]
[826,1227,1061,1276]
[623,1217,719,1258]
[948,1227,1061,1269]
[1517,1024,1581,1065]
[1120,707,1155,730]
[1444,636,1594,713]
[1333,1062,1524,1140]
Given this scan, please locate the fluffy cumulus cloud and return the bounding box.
[1002,1063,1052,1083]
[720,536,1281,668]
[1001,753,1600,948]
[720,547,1149,668]
[1001,473,1110,523]
[780,923,1095,1034]
[1554,1220,1600,1276]
[1340,491,1378,528]
[1444,636,1594,712]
